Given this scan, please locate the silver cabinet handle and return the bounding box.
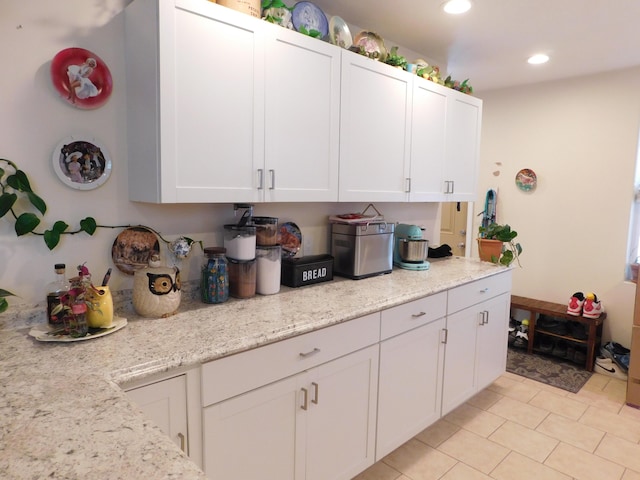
[299,347,320,358]
[484,310,489,325]
[450,180,455,194]
[405,177,411,193]
[301,387,308,410]
[411,312,426,318]
[257,169,264,190]
[441,328,448,344]
[478,311,485,326]
[479,287,489,294]
[269,169,275,190]
[311,382,319,405]
[177,432,186,452]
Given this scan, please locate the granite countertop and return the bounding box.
[0,257,507,479]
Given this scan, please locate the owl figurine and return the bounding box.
[133,255,181,318]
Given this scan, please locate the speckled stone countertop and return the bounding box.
[0,257,507,479]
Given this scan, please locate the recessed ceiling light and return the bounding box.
[443,0,472,15]
[527,54,550,65]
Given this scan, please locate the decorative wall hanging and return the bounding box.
[111,226,161,275]
[50,47,113,109]
[515,168,537,191]
[52,135,112,190]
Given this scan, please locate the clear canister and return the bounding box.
[252,216,278,246]
[256,245,281,295]
[223,225,256,260]
[201,247,229,304]
[228,258,256,299]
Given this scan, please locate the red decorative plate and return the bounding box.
[50,47,113,109]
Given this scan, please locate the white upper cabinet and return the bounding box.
[443,90,483,201]
[125,0,265,203]
[264,25,341,202]
[407,77,448,201]
[125,0,481,204]
[338,51,413,202]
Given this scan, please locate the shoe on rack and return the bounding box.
[594,356,628,381]
[537,315,569,335]
[539,337,554,354]
[567,292,585,316]
[569,321,588,340]
[513,330,528,348]
[552,340,569,358]
[582,293,603,319]
[573,347,586,364]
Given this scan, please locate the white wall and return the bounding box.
[474,66,640,346]
[0,1,439,311]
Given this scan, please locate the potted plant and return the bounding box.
[477,223,522,266]
[384,46,407,70]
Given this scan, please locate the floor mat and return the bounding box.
[506,347,592,393]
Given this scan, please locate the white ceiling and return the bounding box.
[311,0,640,93]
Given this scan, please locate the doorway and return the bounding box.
[440,202,468,257]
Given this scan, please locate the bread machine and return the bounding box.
[331,222,394,279]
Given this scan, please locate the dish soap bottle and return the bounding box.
[46,263,70,327]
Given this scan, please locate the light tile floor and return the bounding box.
[353,372,640,480]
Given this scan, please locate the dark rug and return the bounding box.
[506,347,592,393]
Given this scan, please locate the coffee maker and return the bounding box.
[394,224,430,271]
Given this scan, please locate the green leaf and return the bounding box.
[0,298,7,314]
[6,170,32,192]
[27,192,47,215]
[15,212,40,236]
[44,229,61,250]
[52,220,69,233]
[0,289,16,298]
[0,192,17,218]
[80,217,97,235]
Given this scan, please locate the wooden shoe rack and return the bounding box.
[510,295,605,372]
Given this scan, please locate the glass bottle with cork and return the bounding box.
[46,263,70,327]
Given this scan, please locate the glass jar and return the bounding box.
[68,302,88,338]
[252,216,278,246]
[256,245,281,295]
[223,225,256,260]
[201,247,229,304]
[228,258,256,299]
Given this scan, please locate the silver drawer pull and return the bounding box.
[299,347,321,358]
[411,312,426,318]
[479,287,489,294]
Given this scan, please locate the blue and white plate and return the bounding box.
[292,2,329,39]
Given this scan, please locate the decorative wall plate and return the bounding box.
[291,1,328,38]
[278,222,302,258]
[50,47,113,109]
[52,135,112,190]
[515,168,537,191]
[112,226,161,275]
[329,16,352,49]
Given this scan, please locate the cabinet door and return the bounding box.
[475,292,510,390]
[339,51,412,202]
[305,345,379,480]
[264,25,340,202]
[126,375,188,454]
[443,91,482,201]
[408,77,448,201]
[441,307,480,415]
[126,0,265,203]
[377,319,446,460]
[202,374,302,479]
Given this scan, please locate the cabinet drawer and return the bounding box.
[202,313,380,406]
[447,271,512,314]
[380,291,447,340]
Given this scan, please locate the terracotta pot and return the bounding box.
[477,238,503,263]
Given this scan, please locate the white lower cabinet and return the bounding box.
[377,318,446,460]
[201,314,379,480]
[442,272,512,415]
[124,368,203,469]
